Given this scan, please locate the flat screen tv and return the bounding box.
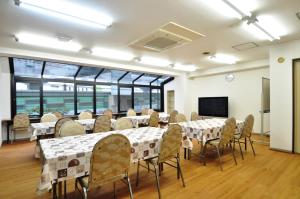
[198,97,228,117]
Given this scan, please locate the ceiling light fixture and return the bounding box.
[209,54,238,64]
[14,0,113,29]
[91,47,134,61]
[139,57,171,67]
[15,32,82,52]
[173,63,197,72]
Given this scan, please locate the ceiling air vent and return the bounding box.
[232,42,258,51]
[129,22,205,52]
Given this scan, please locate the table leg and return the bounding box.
[58,181,62,199]
[184,148,187,159]
[52,182,57,199]
[7,123,10,144]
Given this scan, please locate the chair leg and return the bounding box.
[244,137,247,150]
[113,182,116,199]
[136,160,140,187]
[237,139,244,160]
[176,156,186,187]
[202,144,207,166]
[64,181,67,199]
[153,164,161,199]
[230,143,237,165]
[83,187,88,199]
[248,137,256,156]
[126,176,134,199]
[216,146,223,171]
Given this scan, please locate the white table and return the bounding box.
[38,127,167,192]
[124,113,169,128]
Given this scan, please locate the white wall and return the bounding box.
[0,57,12,145]
[185,67,270,133]
[269,39,300,152]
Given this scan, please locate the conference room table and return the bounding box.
[37,127,167,198]
[179,118,244,159]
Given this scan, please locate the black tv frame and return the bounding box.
[198,97,228,117]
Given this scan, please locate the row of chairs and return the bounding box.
[126,108,155,116]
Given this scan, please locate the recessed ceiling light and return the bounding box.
[173,63,197,72]
[139,57,171,67]
[209,54,238,64]
[14,0,113,29]
[15,32,82,52]
[92,47,134,61]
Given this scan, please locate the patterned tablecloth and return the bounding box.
[180,118,244,149]
[124,113,169,128]
[31,119,117,140]
[38,127,166,191]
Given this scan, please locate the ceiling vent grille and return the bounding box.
[232,42,258,51]
[129,22,205,52]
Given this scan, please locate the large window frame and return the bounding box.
[10,57,174,118]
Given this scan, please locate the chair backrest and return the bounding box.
[41,113,58,123]
[78,111,93,120]
[52,111,63,119]
[103,109,113,120]
[59,120,85,137]
[177,113,187,123]
[13,113,30,129]
[93,115,111,133]
[241,114,254,137]
[219,117,236,146]
[141,108,149,115]
[54,117,72,137]
[148,109,154,115]
[168,110,178,123]
[158,124,182,163]
[149,111,159,127]
[88,134,131,188]
[127,109,136,116]
[115,118,133,130]
[191,112,201,121]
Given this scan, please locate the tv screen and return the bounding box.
[198,97,228,117]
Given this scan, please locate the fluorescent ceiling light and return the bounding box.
[15,32,82,52]
[173,64,197,72]
[15,0,112,29]
[92,47,134,61]
[209,54,238,64]
[139,57,171,67]
[242,22,279,41]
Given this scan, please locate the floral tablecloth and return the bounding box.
[180,118,244,149]
[38,127,166,191]
[31,119,117,140]
[124,113,169,128]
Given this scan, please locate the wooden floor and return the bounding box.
[0,137,300,199]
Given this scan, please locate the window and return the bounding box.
[43,62,79,79]
[135,74,158,85]
[119,87,132,112]
[152,76,171,86]
[43,82,75,115]
[76,67,102,81]
[134,87,150,112]
[97,69,126,83]
[119,72,142,84]
[96,85,118,113]
[151,89,161,110]
[14,58,43,78]
[77,85,94,113]
[16,81,40,115]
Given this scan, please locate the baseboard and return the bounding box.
[270,147,293,153]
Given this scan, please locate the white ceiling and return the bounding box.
[0,0,299,73]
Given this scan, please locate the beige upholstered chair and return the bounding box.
[52,111,63,119]
[78,111,93,120]
[168,110,178,123]
[115,118,133,130]
[93,115,111,133]
[103,109,113,120]
[54,117,72,137]
[148,109,155,115]
[234,114,255,159]
[12,113,30,142]
[202,117,237,171]
[41,113,58,123]
[141,108,149,115]
[75,134,133,199]
[191,112,201,121]
[127,109,136,117]
[177,113,187,123]
[149,111,159,127]
[59,120,85,137]
[136,124,185,198]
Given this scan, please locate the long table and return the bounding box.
[123,113,169,127]
[38,127,166,192]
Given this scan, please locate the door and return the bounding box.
[293,61,300,153]
[167,90,175,114]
